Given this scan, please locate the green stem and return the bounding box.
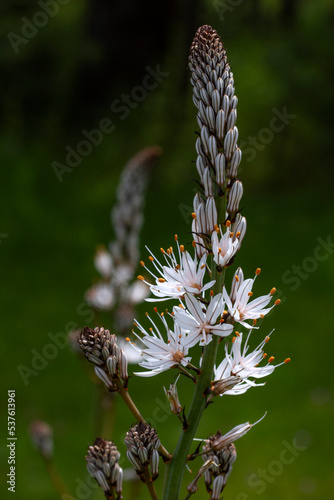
[162,335,219,499]
[143,469,159,500]
[162,192,227,499]
[115,378,172,462]
[45,459,72,498]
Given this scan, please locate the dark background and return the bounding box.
[1,0,334,499]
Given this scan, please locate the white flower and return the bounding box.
[94,247,113,278]
[85,283,115,310]
[123,280,150,305]
[211,224,240,268]
[213,332,289,396]
[129,312,191,377]
[174,293,233,348]
[138,238,215,301]
[223,270,279,329]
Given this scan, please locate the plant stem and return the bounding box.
[143,469,159,500]
[162,334,219,499]
[45,459,72,498]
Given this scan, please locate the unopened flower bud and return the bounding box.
[203,167,213,197]
[86,438,123,497]
[229,147,242,178]
[29,421,53,461]
[215,153,226,186]
[205,196,218,234]
[211,375,242,396]
[227,180,243,215]
[230,266,244,302]
[164,380,182,415]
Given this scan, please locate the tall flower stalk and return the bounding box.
[76,25,289,500]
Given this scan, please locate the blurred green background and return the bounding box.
[1,0,334,499]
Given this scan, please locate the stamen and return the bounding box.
[192,240,196,247]
[226,220,231,227]
[160,247,165,254]
[253,319,257,326]
[235,275,239,282]
[232,336,236,343]
[229,232,234,238]
[149,256,154,262]
[191,212,196,219]
[284,358,291,364]
[235,331,240,336]
[210,290,214,296]
[137,275,145,281]
[275,299,281,306]
[180,245,185,252]
[270,287,276,295]
[175,234,178,241]
[154,307,158,313]
[236,231,241,238]
[248,292,253,297]
[265,336,270,343]
[260,314,264,318]
[140,260,145,267]
[126,337,130,342]
[223,310,228,315]
[268,356,275,363]
[158,278,166,283]
[255,268,261,275]
[263,353,267,358]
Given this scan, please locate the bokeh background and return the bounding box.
[1,0,334,499]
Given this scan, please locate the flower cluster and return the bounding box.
[72,24,290,500]
[124,422,160,481]
[86,438,123,499]
[78,327,128,390]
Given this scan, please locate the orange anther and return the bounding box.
[137,275,145,281]
[154,307,158,313]
[158,278,166,283]
[248,292,253,297]
[140,260,145,267]
[125,337,130,342]
[174,234,178,241]
[265,336,270,343]
[255,268,261,275]
[270,287,276,295]
[192,240,197,247]
[191,212,197,219]
[149,256,154,262]
[232,336,236,343]
[226,220,231,227]
[268,356,275,363]
[263,353,268,358]
[284,358,291,364]
[180,245,185,252]
[275,299,281,306]
[235,275,239,282]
